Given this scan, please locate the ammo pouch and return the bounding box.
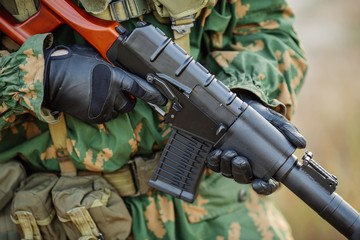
[0,160,26,210]
[0,160,26,240]
[0,202,19,240]
[52,175,132,240]
[152,0,214,18]
[10,173,66,240]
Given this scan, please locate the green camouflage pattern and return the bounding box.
[126,172,294,240]
[0,33,49,126]
[0,0,307,239]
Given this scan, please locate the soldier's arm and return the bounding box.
[202,0,308,192]
[0,34,56,130]
[204,0,307,120]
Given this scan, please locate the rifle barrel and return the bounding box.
[282,162,360,239]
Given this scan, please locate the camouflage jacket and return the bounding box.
[0,0,307,239]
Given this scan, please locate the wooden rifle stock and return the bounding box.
[0,0,121,62]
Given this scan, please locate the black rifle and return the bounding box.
[1,0,358,238]
[107,22,360,240]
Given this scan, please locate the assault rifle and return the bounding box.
[0,0,359,239]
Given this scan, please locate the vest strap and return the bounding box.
[171,15,195,54]
[48,113,77,176]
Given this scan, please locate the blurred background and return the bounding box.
[273,0,360,239]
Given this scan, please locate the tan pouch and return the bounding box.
[52,175,132,240]
[10,173,67,240]
[152,0,215,18]
[0,160,26,240]
[0,0,39,22]
[0,201,19,240]
[0,160,26,210]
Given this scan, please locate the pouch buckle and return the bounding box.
[127,159,141,197]
[110,0,151,22]
[171,15,195,34]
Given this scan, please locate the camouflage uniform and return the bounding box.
[0,0,307,239]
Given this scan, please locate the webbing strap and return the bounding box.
[78,152,162,197]
[171,15,195,54]
[67,207,101,240]
[11,210,56,226]
[14,211,41,240]
[172,29,191,54]
[102,164,137,197]
[48,113,76,176]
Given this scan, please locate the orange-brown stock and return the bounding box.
[0,0,121,62]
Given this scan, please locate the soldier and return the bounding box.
[0,0,307,239]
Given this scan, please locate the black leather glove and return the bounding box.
[43,44,167,123]
[206,91,306,195]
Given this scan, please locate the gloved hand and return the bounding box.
[206,91,306,195]
[43,44,167,123]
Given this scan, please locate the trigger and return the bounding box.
[146,73,183,112]
[146,74,177,101]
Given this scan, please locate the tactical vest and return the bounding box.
[80,0,216,53]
